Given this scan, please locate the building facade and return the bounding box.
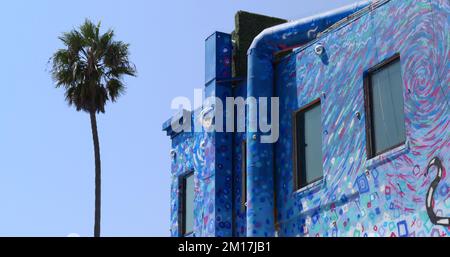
[163,0,450,237]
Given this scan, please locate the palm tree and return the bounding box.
[50,19,136,237]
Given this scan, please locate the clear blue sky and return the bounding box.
[0,0,358,237]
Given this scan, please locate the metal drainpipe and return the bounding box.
[246,0,373,237]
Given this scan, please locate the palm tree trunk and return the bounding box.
[90,110,102,237]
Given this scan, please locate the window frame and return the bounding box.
[179,171,195,237]
[292,98,324,192]
[364,53,406,159]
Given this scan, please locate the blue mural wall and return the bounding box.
[164,0,449,237]
[274,0,449,237]
[165,32,236,237]
[232,82,248,237]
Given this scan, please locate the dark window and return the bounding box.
[364,55,406,158]
[241,140,247,211]
[293,99,324,190]
[180,172,194,236]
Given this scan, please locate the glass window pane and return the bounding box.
[370,59,406,155]
[295,101,323,189]
[184,173,195,235]
[304,104,323,184]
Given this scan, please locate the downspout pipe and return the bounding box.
[246,1,372,237]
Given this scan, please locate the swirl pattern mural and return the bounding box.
[165,0,449,237]
[274,0,449,237]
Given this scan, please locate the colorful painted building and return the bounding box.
[163,0,449,237]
